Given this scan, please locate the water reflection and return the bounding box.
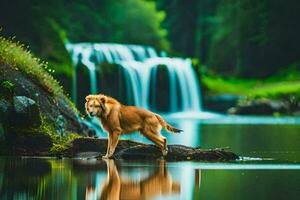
[0,158,184,200]
[2,156,300,200]
[0,157,52,200]
[85,159,180,200]
[2,121,300,199]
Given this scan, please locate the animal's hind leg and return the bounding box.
[141,128,168,156]
[157,135,168,156]
[162,137,168,156]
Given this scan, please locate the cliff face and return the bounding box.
[0,37,91,155]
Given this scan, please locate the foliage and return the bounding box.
[11,113,82,154]
[1,80,14,91]
[0,80,15,98]
[157,0,200,56]
[0,0,169,79]
[0,36,63,97]
[201,72,300,101]
[201,74,258,95]
[158,0,300,78]
[50,133,82,155]
[208,0,269,77]
[1,0,299,96]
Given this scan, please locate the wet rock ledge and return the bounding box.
[70,138,239,161]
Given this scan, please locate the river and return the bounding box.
[1,115,300,200]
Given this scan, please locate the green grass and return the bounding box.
[250,81,300,100]
[50,133,82,154]
[201,74,300,100]
[0,36,63,97]
[0,36,78,112]
[201,75,258,95]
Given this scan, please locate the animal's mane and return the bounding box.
[100,94,121,105]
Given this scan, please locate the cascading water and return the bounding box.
[66,43,202,113]
[66,43,209,195]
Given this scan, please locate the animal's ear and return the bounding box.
[85,95,92,101]
[97,95,107,104]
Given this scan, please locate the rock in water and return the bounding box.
[228,99,287,115]
[116,144,239,161]
[13,96,41,127]
[71,138,239,161]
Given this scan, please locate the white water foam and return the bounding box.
[66,43,202,112]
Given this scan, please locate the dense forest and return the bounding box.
[158,0,300,77]
[0,0,168,81]
[1,0,300,79]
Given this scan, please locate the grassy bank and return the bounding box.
[0,36,85,155]
[0,36,62,97]
[201,72,300,101]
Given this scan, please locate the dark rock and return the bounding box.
[204,94,244,113]
[115,145,162,159]
[0,99,13,123]
[117,144,238,161]
[0,123,4,140]
[55,114,65,136]
[87,128,97,137]
[71,138,239,161]
[228,99,287,115]
[12,96,41,127]
[11,133,53,153]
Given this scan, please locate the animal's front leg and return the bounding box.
[102,132,112,159]
[107,131,121,158]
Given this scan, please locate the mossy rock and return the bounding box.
[0,36,91,138]
[12,96,42,128]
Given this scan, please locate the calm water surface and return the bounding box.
[1,115,300,200]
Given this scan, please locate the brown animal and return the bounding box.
[85,94,182,159]
[98,159,180,200]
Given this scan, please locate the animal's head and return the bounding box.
[85,94,108,117]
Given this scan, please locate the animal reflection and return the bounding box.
[85,159,180,200]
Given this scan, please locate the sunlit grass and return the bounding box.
[251,81,300,99]
[0,36,63,97]
[202,74,300,100]
[201,75,258,95]
[0,36,78,112]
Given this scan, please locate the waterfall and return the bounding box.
[66,43,202,112]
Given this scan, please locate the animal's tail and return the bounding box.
[155,114,183,133]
